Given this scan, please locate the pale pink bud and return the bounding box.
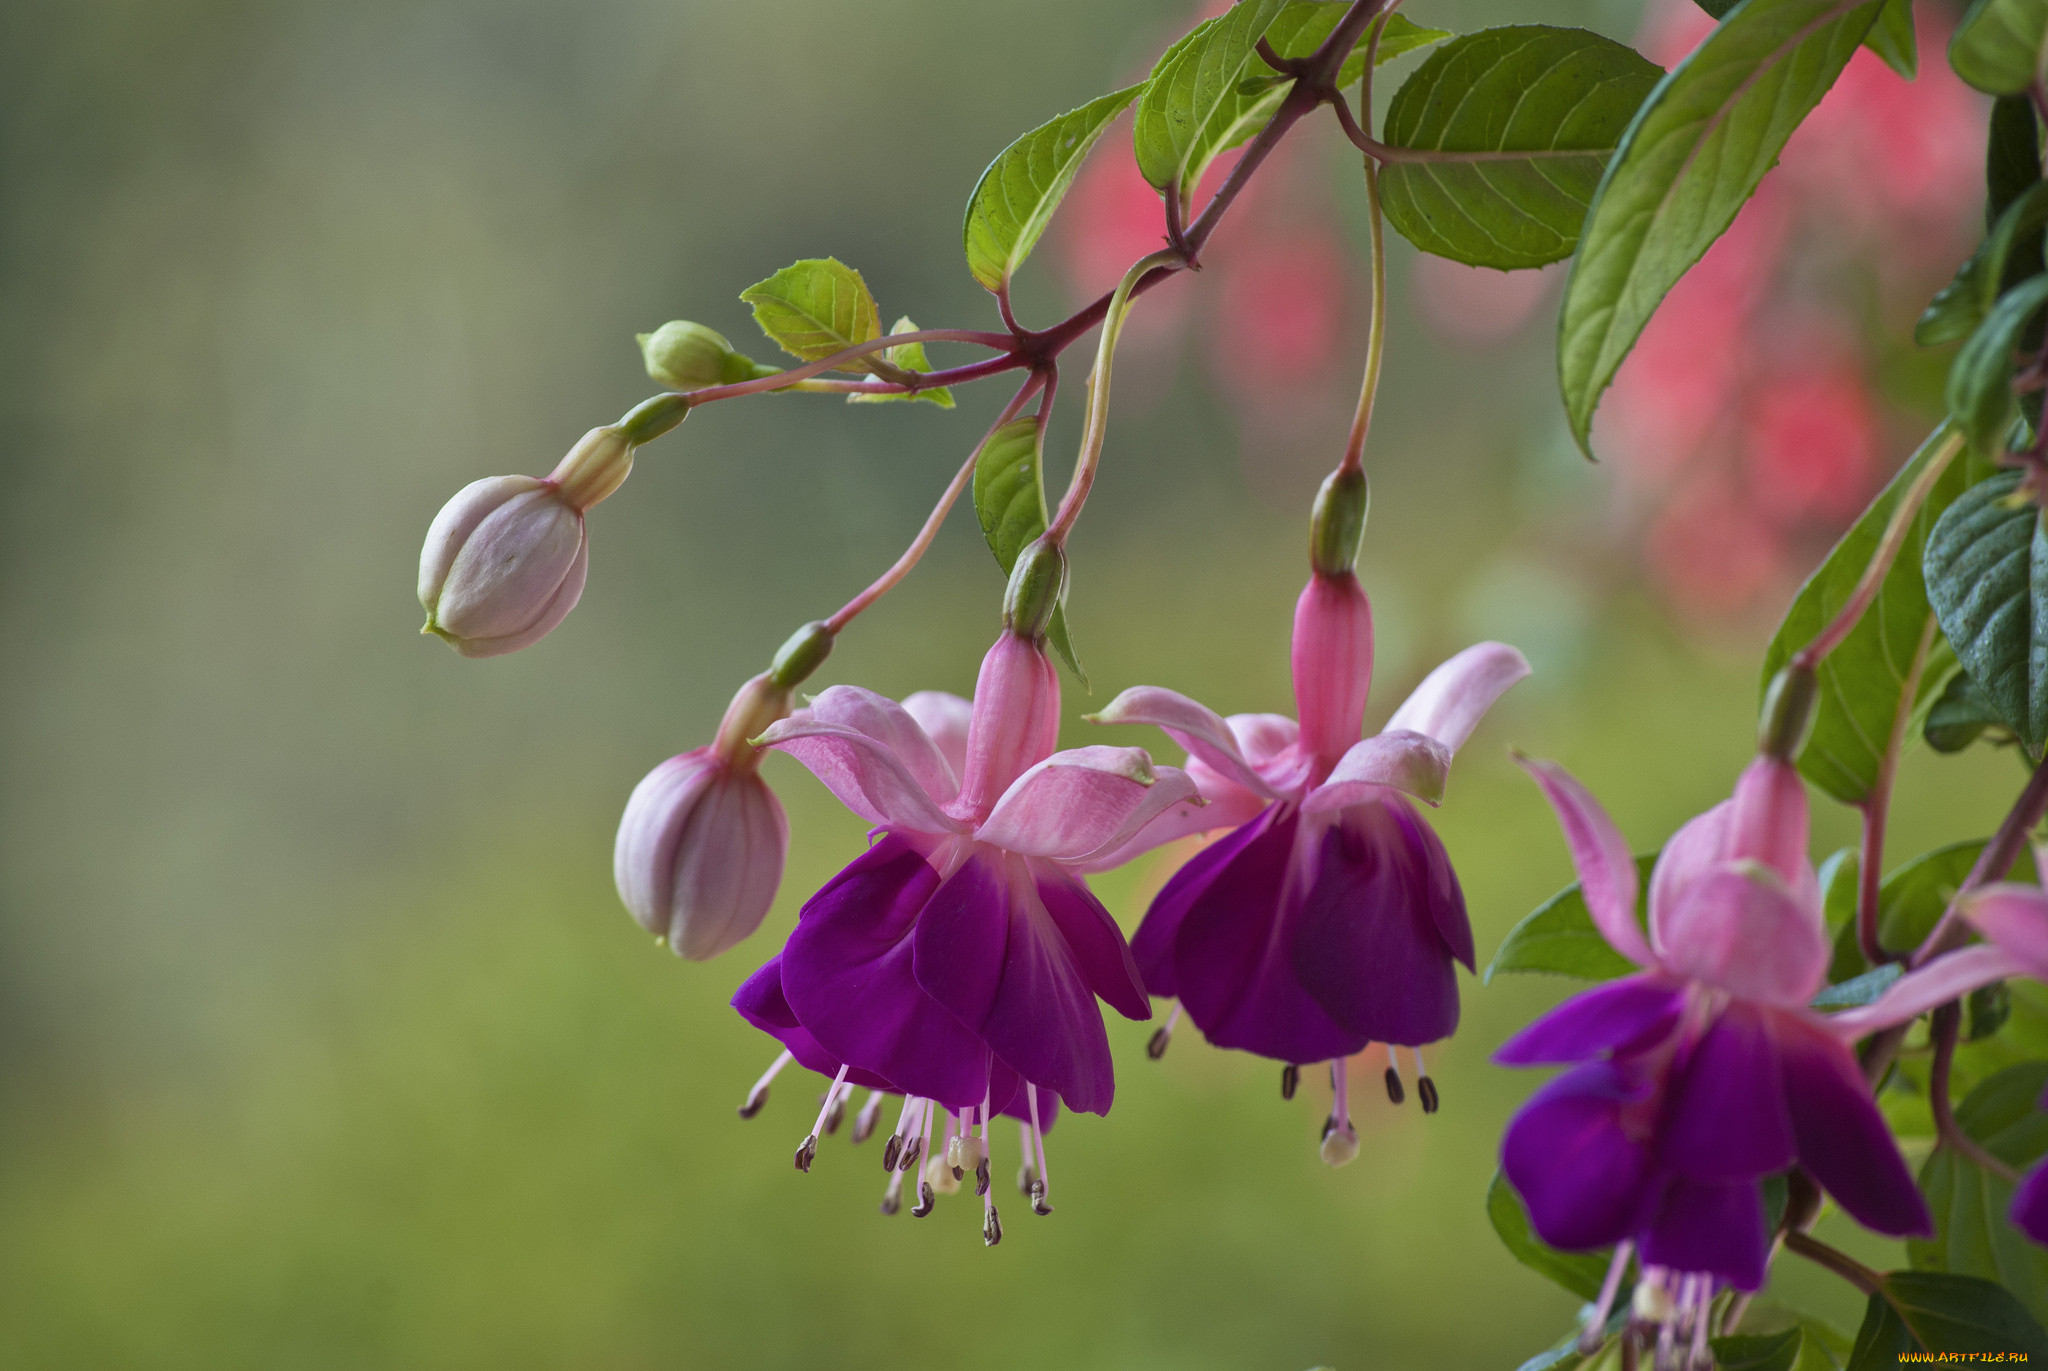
[418,475,588,658]
[614,748,789,959]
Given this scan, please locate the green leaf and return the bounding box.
[1917,181,2048,348]
[1376,27,1663,270]
[1864,0,1918,76]
[1484,853,1654,982]
[739,258,886,374]
[1989,95,2044,227]
[1850,1269,2048,1364]
[1950,0,2048,95]
[1812,964,1904,1008]
[1876,837,2039,953]
[963,85,1144,295]
[1913,1061,2048,1325]
[1557,0,1884,453]
[1948,276,2048,456]
[1822,846,1870,983]
[1133,0,1291,199]
[1926,650,2021,752]
[1759,425,1969,805]
[1709,1330,1803,1371]
[1486,1169,1616,1302]
[971,416,1083,682]
[1511,1348,1583,1371]
[1925,469,2048,750]
[846,317,954,409]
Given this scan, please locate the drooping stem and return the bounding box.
[1790,428,1963,672]
[1930,1003,2024,1183]
[823,373,1045,634]
[1046,249,1184,542]
[1339,157,1388,474]
[1783,1231,1884,1296]
[1857,615,1941,966]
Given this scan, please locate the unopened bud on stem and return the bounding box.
[717,672,795,765]
[1309,467,1369,577]
[1002,537,1067,639]
[639,321,776,390]
[769,620,835,690]
[1758,664,1818,761]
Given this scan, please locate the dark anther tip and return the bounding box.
[912,1182,935,1218]
[1146,1027,1171,1060]
[1384,1067,1406,1106]
[951,1165,964,1182]
[882,1135,903,1171]
[1030,1179,1052,1216]
[822,1096,847,1136]
[1016,1165,1037,1197]
[1280,1063,1299,1101]
[983,1207,1003,1247]
[851,1115,876,1145]
[1418,1076,1440,1114]
[879,1191,901,1216]
[899,1138,923,1173]
[794,1135,818,1173]
[975,1159,992,1197]
[738,1087,768,1120]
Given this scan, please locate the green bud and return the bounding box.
[1758,664,1819,761]
[640,321,780,390]
[1003,537,1067,639]
[769,620,836,690]
[1309,467,1368,576]
[619,393,691,445]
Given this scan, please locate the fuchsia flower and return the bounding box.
[730,628,1197,1234]
[1499,754,1932,1312]
[1092,567,1527,1137]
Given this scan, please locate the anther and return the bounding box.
[1418,1075,1439,1114]
[820,1091,848,1136]
[882,1135,903,1172]
[1384,1066,1405,1105]
[1280,1063,1299,1100]
[851,1091,884,1145]
[975,1158,992,1197]
[1319,1123,1360,1168]
[793,1134,818,1173]
[878,1189,901,1216]
[1145,1026,1171,1059]
[738,1084,770,1120]
[1320,1113,1337,1142]
[911,1181,935,1218]
[983,1204,1003,1247]
[898,1137,923,1174]
[1030,1178,1053,1216]
[1017,1163,1038,1197]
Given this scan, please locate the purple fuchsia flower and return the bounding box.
[729,627,1197,1238]
[1498,752,1933,1350]
[1089,566,1529,1156]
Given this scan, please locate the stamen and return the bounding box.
[1414,1049,1439,1114]
[1687,1278,1712,1370]
[975,1097,993,1197]
[1016,1119,1038,1195]
[1320,1055,1359,1165]
[1281,1063,1299,1100]
[982,1200,1002,1246]
[820,1088,848,1136]
[1384,1045,1405,1105]
[1580,1239,1633,1354]
[1147,1001,1183,1060]
[793,1135,817,1172]
[1027,1083,1054,1215]
[808,1065,850,1140]
[879,1165,905,1216]
[738,1048,793,1119]
[851,1090,885,1145]
[795,1064,850,1173]
[910,1180,935,1218]
[882,1135,903,1172]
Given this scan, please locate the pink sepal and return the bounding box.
[1656,861,1829,1008]
[955,634,1061,822]
[1089,686,1279,800]
[806,685,959,806]
[902,691,973,783]
[1727,756,1811,889]
[1517,755,1653,968]
[755,716,966,836]
[1074,784,1270,873]
[1826,944,2028,1039]
[1648,802,1732,959]
[975,745,1200,863]
[1303,730,1453,811]
[1291,573,1373,766]
[1962,884,2048,980]
[1384,642,1532,755]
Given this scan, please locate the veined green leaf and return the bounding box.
[1989,95,2044,226]
[1709,1330,1803,1371]
[1864,0,1918,75]
[1847,1270,2048,1365]
[1876,837,2039,953]
[963,85,1143,295]
[971,416,1083,681]
[1917,181,2048,347]
[739,258,885,373]
[1924,667,2013,753]
[1925,469,2048,750]
[1133,0,1290,199]
[1759,425,1970,806]
[1485,853,1653,982]
[1378,27,1663,270]
[1486,1170,1616,1302]
[1912,1063,2048,1326]
[1949,276,2048,456]
[846,317,954,408]
[1558,0,1885,453]
[1950,0,2048,95]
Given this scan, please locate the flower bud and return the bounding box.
[639,321,777,390]
[714,672,795,765]
[547,425,635,511]
[1309,466,1368,576]
[769,620,836,690]
[1002,536,1067,639]
[418,475,588,658]
[1758,663,1818,761]
[614,747,790,960]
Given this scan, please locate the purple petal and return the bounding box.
[1517,756,1654,968]
[1493,975,1684,1066]
[974,746,1201,863]
[1170,806,1367,1063]
[1775,1009,1933,1237]
[1501,1059,1658,1251]
[2012,1161,2048,1245]
[1963,883,2048,981]
[1826,944,2026,1039]
[1639,1176,1769,1292]
[1129,816,1273,999]
[778,835,995,1110]
[1647,802,1731,956]
[1290,799,1470,1047]
[1383,642,1531,755]
[1089,686,1279,799]
[1036,863,1151,1020]
[912,847,1119,1115]
[1657,1002,1795,1180]
[756,716,966,836]
[1658,863,1829,1007]
[731,956,896,1091]
[1303,730,1453,812]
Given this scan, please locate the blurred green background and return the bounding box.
[0,0,2018,1366]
